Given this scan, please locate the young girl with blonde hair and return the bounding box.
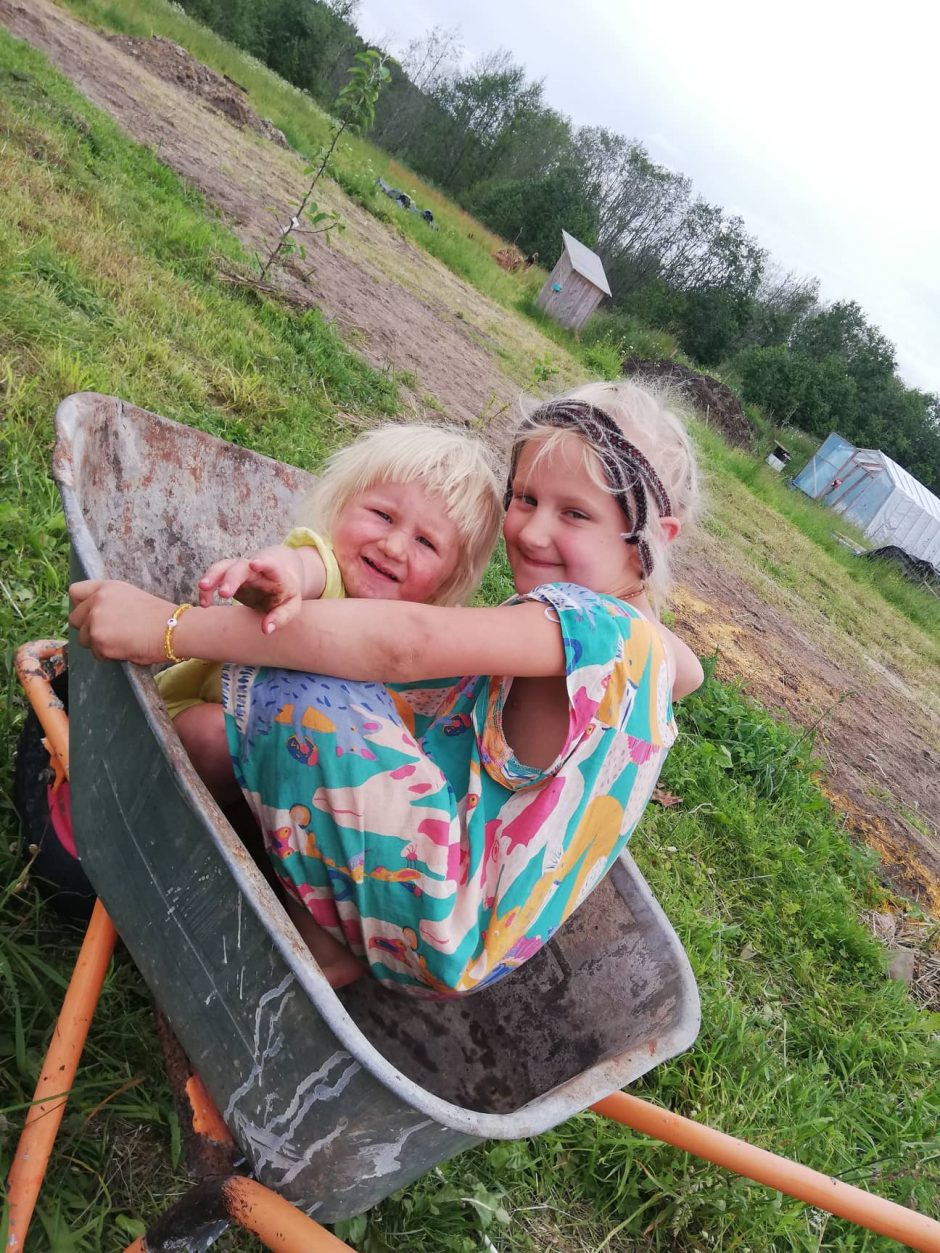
[156,422,503,797]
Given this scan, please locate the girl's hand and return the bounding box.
[197,547,305,634]
[69,580,175,665]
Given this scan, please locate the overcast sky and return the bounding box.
[353,0,939,395]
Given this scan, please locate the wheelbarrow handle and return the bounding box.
[592,1091,940,1252]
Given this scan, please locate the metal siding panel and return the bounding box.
[866,495,940,563]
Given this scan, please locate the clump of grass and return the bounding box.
[580,340,623,379]
[581,308,680,363]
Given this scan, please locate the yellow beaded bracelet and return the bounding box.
[164,602,192,664]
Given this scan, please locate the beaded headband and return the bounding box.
[503,400,674,578]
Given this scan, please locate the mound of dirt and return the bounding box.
[107,34,289,149]
[622,358,754,449]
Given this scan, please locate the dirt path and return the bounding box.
[673,543,940,911]
[4,0,938,911]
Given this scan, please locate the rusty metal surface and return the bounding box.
[15,641,70,779]
[53,392,314,601]
[57,393,700,1220]
[14,640,68,687]
[152,1007,242,1181]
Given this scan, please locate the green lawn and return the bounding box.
[1,22,937,1253]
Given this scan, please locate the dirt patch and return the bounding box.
[623,358,755,449]
[107,35,290,149]
[3,0,938,912]
[0,0,527,432]
[673,545,940,913]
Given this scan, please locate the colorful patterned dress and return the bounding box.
[222,583,676,997]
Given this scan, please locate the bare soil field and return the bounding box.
[3,0,938,911]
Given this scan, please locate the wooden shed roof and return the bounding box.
[561,229,611,297]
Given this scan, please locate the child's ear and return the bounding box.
[660,516,681,544]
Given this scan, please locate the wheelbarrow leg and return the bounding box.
[5,898,118,1251]
[120,1176,354,1252]
[591,1091,940,1252]
[151,1005,244,1180]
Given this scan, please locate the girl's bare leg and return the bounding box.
[174,703,239,805]
[283,897,366,990]
[176,703,363,989]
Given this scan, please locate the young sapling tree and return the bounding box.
[259,49,391,280]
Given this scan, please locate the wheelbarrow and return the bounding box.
[7,394,940,1252]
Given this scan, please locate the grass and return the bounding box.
[1,18,938,1253]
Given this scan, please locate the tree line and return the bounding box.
[177,0,940,494]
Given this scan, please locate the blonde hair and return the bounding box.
[298,423,502,606]
[510,380,700,606]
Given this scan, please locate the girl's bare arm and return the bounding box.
[68,580,566,679]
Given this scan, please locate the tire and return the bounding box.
[12,669,96,922]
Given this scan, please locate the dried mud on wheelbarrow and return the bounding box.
[2,0,938,913]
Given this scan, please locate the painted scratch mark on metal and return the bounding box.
[280,1118,349,1186]
[236,892,243,950]
[356,1119,436,1181]
[267,1052,361,1133]
[222,935,227,966]
[227,1051,360,1185]
[223,973,294,1123]
[239,1116,349,1187]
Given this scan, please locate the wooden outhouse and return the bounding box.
[535,230,611,331]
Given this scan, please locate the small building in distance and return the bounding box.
[535,230,611,331]
[793,432,940,566]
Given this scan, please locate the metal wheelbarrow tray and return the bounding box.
[57,392,700,1222]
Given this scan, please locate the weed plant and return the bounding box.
[1,23,937,1253]
[581,309,680,363]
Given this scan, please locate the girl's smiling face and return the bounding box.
[503,433,647,598]
[332,480,460,602]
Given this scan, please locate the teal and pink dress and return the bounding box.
[223,583,677,997]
